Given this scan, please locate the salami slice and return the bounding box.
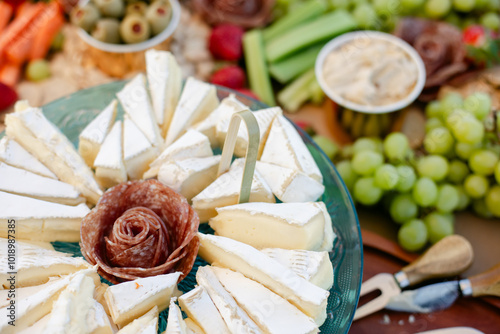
[80,180,200,284]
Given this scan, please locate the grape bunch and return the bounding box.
[334,91,500,252]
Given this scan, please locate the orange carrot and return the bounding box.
[0,2,13,34]
[29,4,65,60]
[0,62,21,87]
[5,31,34,64]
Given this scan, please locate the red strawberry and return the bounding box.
[0,82,18,112]
[209,24,244,61]
[235,88,260,101]
[211,65,246,89]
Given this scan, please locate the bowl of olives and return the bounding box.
[72,0,180,76]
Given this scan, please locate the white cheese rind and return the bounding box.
[5,107,103,204]
[0,137,57,179]
[212,267,319,334]
[260,115,322,183]
[197,233,329,325]
[94,121,127,188]
[178,286,230,334]
[165,77,219,146]
[123,117,159,180]
[116,306,159,334]
[117,74,163,148]
[165,298,188,334]
[78,99,118,167]
[185,318,205,334]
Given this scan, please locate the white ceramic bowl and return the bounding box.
[315,31,426,114]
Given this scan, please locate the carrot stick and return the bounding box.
[29,5,65,60]
[0,62,21,87]
[5,31,34,64]
[15,1,34,18]
[0,2,13,34]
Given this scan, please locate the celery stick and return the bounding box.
[243,30,276,106]
[263,0,328,42]
[266,9,358,62]
[269,43,324,84]
[278,69,316,112]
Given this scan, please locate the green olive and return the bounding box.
[91,18,121,44]
[94,0,125,18]
[145,0,171,36]
[119,14,150,43]
[70,3,101,33]
[126,1,147,15]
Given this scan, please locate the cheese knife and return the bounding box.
[354,235,474,320]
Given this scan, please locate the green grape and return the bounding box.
[383,132,409,162]
[390,193,418,223]
[353,177,383,205]
[352,151,384,176]
[440,92,464,118]
[463,174,489,198]
[373,0,397,14]
[26,60,51,82]
[424,212,454,244]
[447,111,484,145]
[417,155,449,181]
[481,12,500,30]
[425,117,444,132]
[472,198,494,218]
[336,160,358,192]
[455,185,471,210]
[313,135,338,160]
[485,185,500,217]
[425,0,451,17]
[436,184,460,213]
[455,142,480,160]
[464,92,492,121]
[340,145,354,159]
[374,164,399,190]
[395,165,416,192]
[413,177,439,207]
[398,219,428,252]
[352,137,383,155]
[448,160,470,184]
[353,3,378,29]
[424,127,454,155]
[329,0,350,9]
[487,0,500,11]
[453,0,476,12]
[349,0,368,10]
[401,0,425,10]
[495,162,500,184]
[475,0,491,9]
[469,150,499,175]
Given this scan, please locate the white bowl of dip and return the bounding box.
[315,31,426,114]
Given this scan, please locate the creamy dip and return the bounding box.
[322,38,418,107]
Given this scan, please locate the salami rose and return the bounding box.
[80,180,200,284]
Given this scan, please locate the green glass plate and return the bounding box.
[3,81,362,333]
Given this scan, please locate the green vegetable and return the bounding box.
[243,30,276,106]
[265,9,357,62]
[277,69,315,112]
[268,43,323,83]
[263,0,327,42]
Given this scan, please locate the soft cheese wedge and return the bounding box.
[123,116,159,180]
[165,298,188,334]
[0,191,90,242]
[197,233,329,325]
[78,99,118,167]
[0,278,64,308]
[144,130,212,179]
[85,300,114,334]
[94,121,127,188]
[260,115,322,183]
[256,161,325,203]
[185,318,205,334]
[116,306,159,334]
[192,94,246,147]
[158,155,221,202]
[196,266,262,334]
[192,159,275,222]
[261,248,334,290]
[209,202,331,251]
[216,107,282,158]
[0,137,56,179]
[146,50,182,137]
[104,272,181,327]
[0,163,85,205]
[117,74,163,148]
[178,286,230,334]
[212,267,319,334]
[165,77,219,146]
[5,105,103,204]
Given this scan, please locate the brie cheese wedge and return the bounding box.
[216,107,282,158]
[0,191,90,242]
[123,116,159,180]
[86,300,114,334]
[260,115,322,183]
[185,318,204,334]
[165,77,219,146]
[192,94,246,147]
[178,286,230,334]
[0,277,64,308]
[196,266,262,334]
[165,298,188,334]
[94,121,127,189]
[0,163,85,206]
[0,137,56,179]
[104,272,181,327]
[260,248,334,290]
[117,74,163,148]
[192,159,275,223]
[116,306,159,334]
[144,130,212,179]
[212,267,319,334]
[78,99,118,167]
[197,233,329,325]
[256,161,325,203]
[146,50,182,137]
[158,155,221,202]
[5,106,103,204]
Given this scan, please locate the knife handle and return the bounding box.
[400,235,474,286]
[469,263,500,297]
